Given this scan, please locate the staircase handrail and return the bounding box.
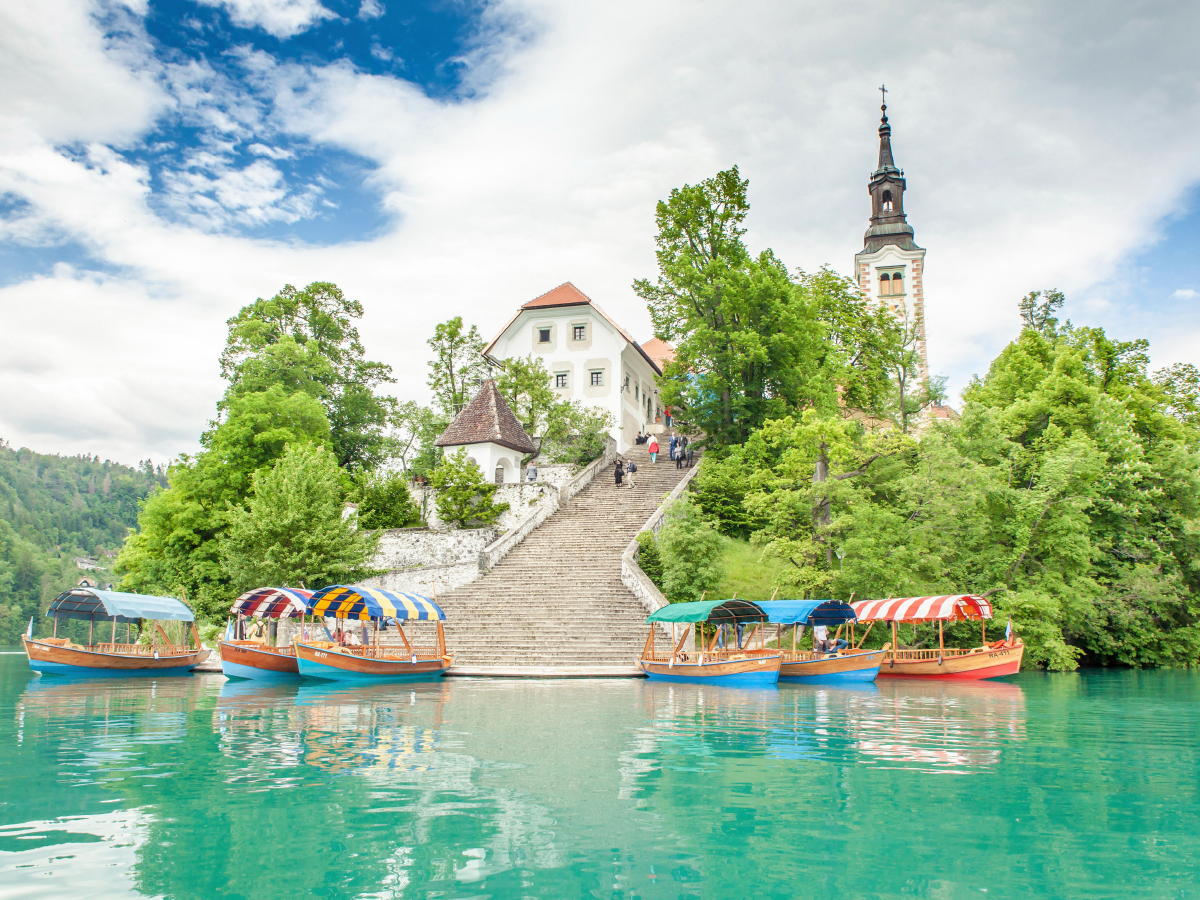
[478,437,618,573]
[621,458,703,619]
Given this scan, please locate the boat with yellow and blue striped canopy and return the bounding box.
[294,586,454,682]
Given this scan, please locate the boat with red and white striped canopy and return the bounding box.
[850,595,1023,680]
[218,587,314,679]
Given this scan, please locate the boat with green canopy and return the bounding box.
[637,599,782,686]
[757,600,885,684]
[293,585,454,681]
[22,587,210,676]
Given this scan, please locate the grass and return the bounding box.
[715,537,790,602]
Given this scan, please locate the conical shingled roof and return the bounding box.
[435,379,537,454]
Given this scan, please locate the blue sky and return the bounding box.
[1,0,1198,463]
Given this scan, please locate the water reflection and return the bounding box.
[627,678,1026,776]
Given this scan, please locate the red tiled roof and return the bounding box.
[435,380,537,454]
[640,338,675,369]
[521,282,593,309]
[484,282,662,376]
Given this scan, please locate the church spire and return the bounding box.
[876,85,897,172]
[862,86,918,253]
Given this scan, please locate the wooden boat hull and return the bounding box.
[638,653,781,686]
[23,636,209,676]
[294,641,451,682]
[218,640,300,678]
[878,643,1024,680]
[780,648,884,684]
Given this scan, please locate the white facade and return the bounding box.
[855,243,929,385]
[484,286,662,453]
[457,440,525,485]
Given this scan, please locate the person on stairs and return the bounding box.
[648,436,659,463]
[669,433,678,461]
[676,444,685,469]
[625,459,637,489]
[614,459,625,488]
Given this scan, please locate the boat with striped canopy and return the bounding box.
[22,587,209,676]
[758,600,885,684]
[638,599,781,686]
[293,586,454,681]
[850,595,1023,680]
[218,587,314,679]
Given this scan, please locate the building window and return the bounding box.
[892,272,903,294]
[555,373,568,388]
[635,384,639,400]
[879,273,892,295]
[590,370,603,386]
[538,328,551,343]
[573,325,586,341]
[882,189,893,212]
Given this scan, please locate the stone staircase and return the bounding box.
[377,444,697,668]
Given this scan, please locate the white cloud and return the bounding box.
[1,0,1200,461]
[357,0,383,21]
[1172,288,1197,300]
[193,0,336,39]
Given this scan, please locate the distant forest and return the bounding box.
[0,441,166,645]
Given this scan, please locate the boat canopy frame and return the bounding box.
[758,599,857,626]
[306,586,446,622]
[47,588,195,624]
[647,599,766,625]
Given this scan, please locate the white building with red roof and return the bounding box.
[483,282,666,452]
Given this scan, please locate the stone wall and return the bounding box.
[411,463,573,532]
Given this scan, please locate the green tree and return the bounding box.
[220,282,395,471]
[636,531,665,589]
[658,498,727,604]
[542,401,615,465]
[117,386,333,618]
[634,167,828,446]
[353,470,422,529]
[428,448,510,529]
[495,355,556,437]
[427,317,487,420]
[387,401,441,479]
[221,443,380,594]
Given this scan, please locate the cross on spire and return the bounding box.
[879,84,888,121]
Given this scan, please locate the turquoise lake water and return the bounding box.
[0,654,1197,899]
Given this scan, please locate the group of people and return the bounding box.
[631,431,694,467]
[613,456,639,488]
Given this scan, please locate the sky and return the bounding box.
[1,0,1198,465]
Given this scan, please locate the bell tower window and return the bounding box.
[892,272,903,294]
[882,189,893,213]
[879,273,891,295]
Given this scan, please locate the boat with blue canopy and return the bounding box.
[637,599,782,686]
[758,600,885,684]
[218,587,315,679]
[293,585,454,681]
[22,587,210,676]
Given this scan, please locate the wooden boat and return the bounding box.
[23,587,209,676]
[218,587,314,679]
[759,599,884,684]
[851,595,1024,680]
[295,585,454,682]
[638,599,781,686]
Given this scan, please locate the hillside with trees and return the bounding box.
[0,443,165,644]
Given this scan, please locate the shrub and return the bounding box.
[428,447,510,528]
[658,498,727,603]
[636,531,665,589]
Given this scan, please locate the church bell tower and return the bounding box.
[854,88,928,386]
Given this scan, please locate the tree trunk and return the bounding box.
[812,442,833,567]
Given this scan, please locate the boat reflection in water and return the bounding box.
[628,676,1025,775]
[852,678,1027,772]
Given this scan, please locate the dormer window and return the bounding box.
[882,190,894,213]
